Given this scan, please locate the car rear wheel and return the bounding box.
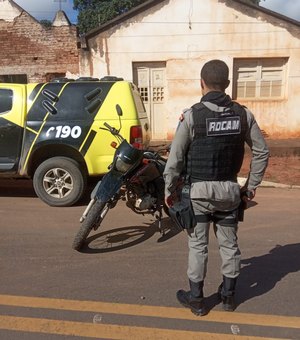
[33,157,86,207]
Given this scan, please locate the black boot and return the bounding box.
[218,276,237,312]
[176,280,207,316]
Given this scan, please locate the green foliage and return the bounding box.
[243,0,264,5]
[40,19,52,29]
[74,0,147,34]
[73,0,265,35]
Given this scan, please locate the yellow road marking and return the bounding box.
[0,315,286,340]
[0,294,299,330]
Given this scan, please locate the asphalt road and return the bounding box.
[0,179,299,339]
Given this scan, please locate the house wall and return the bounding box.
[0,0,79,83]
[81,0,300,139]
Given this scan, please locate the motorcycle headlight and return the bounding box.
[115,156,133,173]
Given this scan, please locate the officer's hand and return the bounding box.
[165,192,178,208]
[241,189,256,202]
[165,196,172,208]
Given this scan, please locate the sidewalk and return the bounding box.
[149,138,300,156]
[238,177,300,190]
[244,138,300,188]
[150,138,300,188]
[244,138,300,157]
[264,138,300,157]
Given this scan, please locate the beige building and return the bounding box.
[80,0,300,140]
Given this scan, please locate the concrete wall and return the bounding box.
[81,0,300,139]
[0,0,79,83]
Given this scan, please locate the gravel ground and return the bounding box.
[239,155,300,186]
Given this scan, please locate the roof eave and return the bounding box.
[83,0,300,43]
[84,0,166,40]
[232,0,300,27]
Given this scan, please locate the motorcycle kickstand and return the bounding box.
[155,210,165,236]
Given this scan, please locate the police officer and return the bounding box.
[164,59,269,315]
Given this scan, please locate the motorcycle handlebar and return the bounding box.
[103,122,113,131]
[102,122,122,137]
[101,122,124,143]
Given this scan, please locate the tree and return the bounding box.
[40,19,52,29]
[74,0,265,35]
[243,0,264,5]
[73,0,148,34]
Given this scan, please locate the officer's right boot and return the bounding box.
[218,276,237,312]
[176,280,207,316]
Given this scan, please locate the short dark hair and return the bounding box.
[201,60,229,91]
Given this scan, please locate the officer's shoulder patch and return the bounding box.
[179,108,189,121]
[180,108,193,121]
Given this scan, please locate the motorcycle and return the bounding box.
[72,104,169,251]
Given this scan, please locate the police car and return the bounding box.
[0,77,150,206]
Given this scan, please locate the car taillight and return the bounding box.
[130,125,143,149]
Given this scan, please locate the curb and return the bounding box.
[238,177,300,189]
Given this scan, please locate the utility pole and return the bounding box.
[53,0,67,11]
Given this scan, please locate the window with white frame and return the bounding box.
[233,58,288,99]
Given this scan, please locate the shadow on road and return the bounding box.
[237,243,300,306]
[0,179,36,197]
[81,217,181,254]
[188,243,300,312]
[0,178,96,206]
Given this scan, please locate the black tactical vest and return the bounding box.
[187,101,248,181]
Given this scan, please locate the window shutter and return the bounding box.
[234,58,287,99]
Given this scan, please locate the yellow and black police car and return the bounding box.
[0,77,150,206]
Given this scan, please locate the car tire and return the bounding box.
[33,157,86,207]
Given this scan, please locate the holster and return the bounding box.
[238,190,252,222]
[237,199,247,222]
[169,184,197,231]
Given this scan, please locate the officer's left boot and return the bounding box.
[218,276,237,312]
[176,280,207,316]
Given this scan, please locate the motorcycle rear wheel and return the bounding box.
[72,200,107,251]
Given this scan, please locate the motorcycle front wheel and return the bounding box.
[72,200,107,251]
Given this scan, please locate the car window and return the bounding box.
[0,89,13,114]
[45,82,114,121]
